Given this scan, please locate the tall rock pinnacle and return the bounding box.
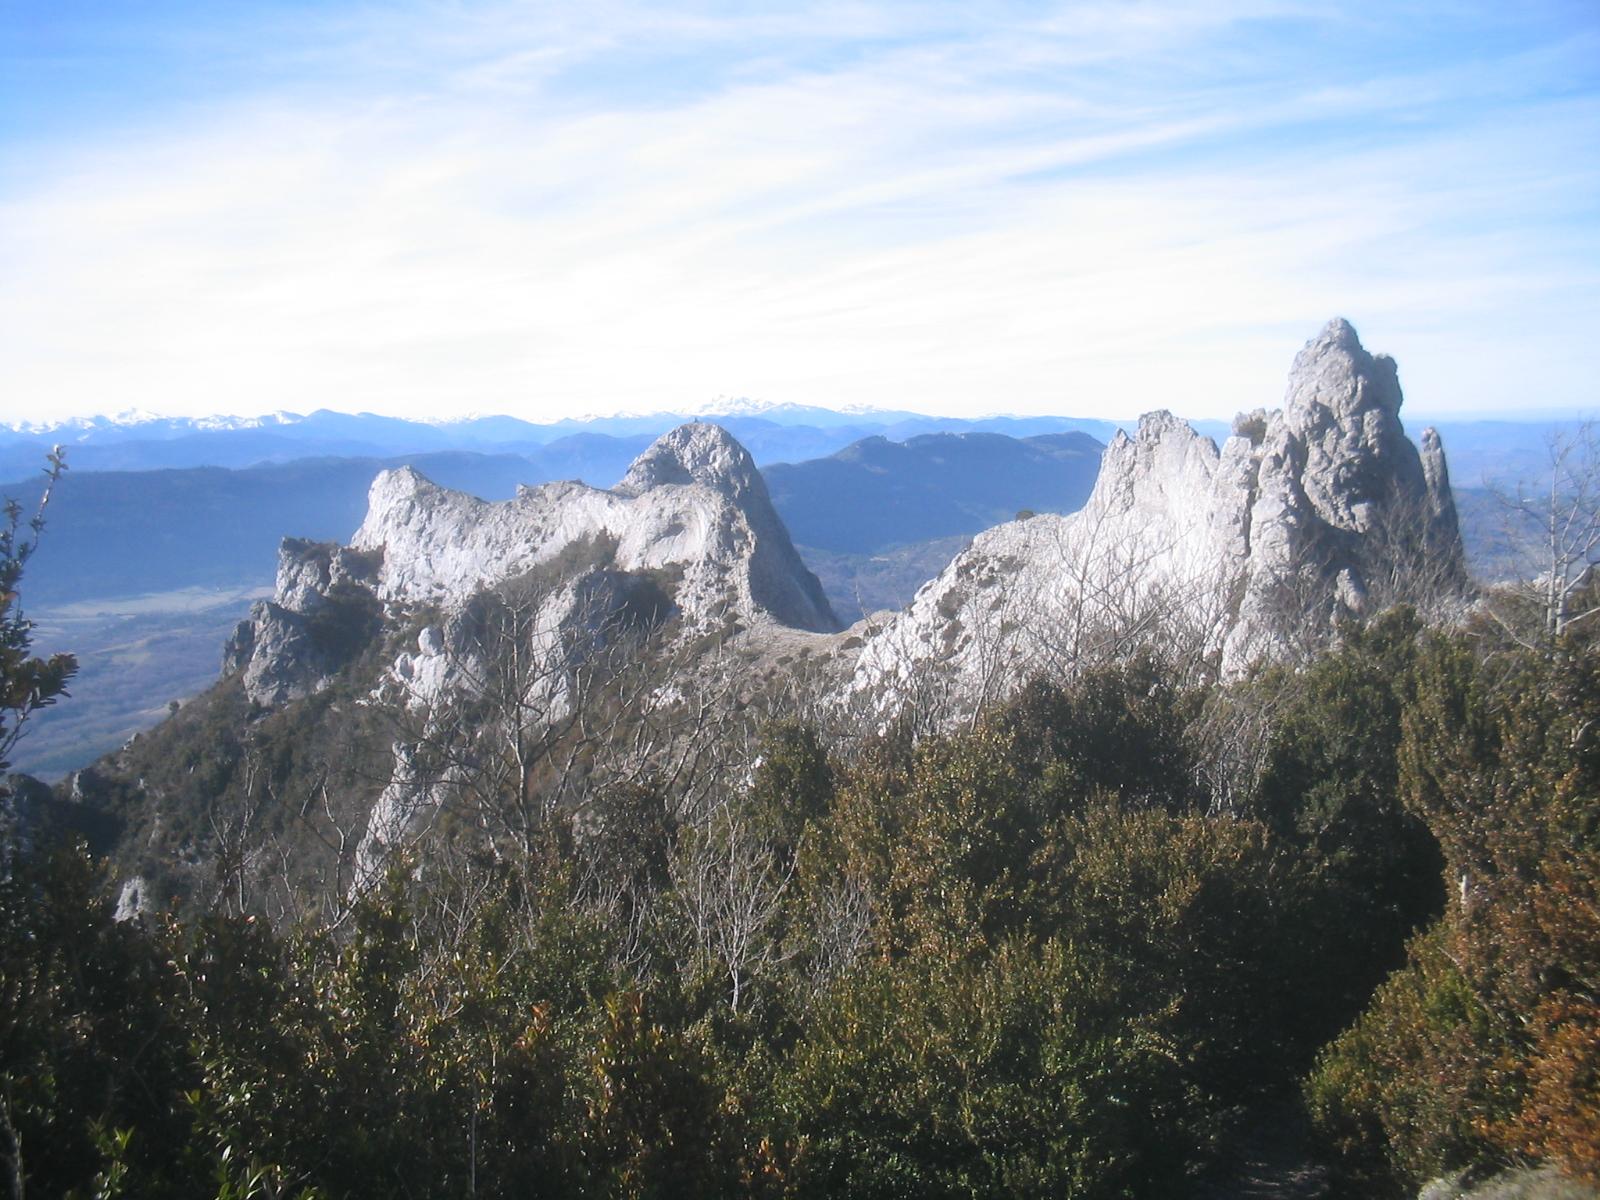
[843,319,1469,715]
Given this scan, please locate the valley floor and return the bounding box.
[13,582,270,779]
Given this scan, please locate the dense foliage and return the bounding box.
[2,604,1597,1197]
[1306,629,1600,1192]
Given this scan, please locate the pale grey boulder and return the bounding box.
[223,540,384,705]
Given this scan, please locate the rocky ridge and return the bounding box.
[349,422,835,632]
[224,422,839,708]
[49,318,1473,911]
[225,321,1467,728]
[842,318,1467,712]
[222,540,384,706]
[218,423,841,880]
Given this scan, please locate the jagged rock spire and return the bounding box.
[844,320,1470,714]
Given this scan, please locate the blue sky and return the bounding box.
[1,1,1596,424]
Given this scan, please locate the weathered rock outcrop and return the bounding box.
[349,422,835,634]
[222,540,383,706]
[844,319,1467,711]
[212,423,842,885]
[224,422,837,707]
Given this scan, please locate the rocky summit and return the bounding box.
[842,318,1467,714]
[220,320,1467,727]
[225,421,839,708]
[209,423,842,885]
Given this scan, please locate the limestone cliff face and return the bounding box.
[214,422,842,885]
[349,422,835,635]
[844,319,1467,710]
[221,540,383,706]
[1224,318,1466,664]
[224,422,838,707]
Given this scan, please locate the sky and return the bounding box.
[1,1,1597,425]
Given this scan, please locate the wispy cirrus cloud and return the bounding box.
[1,1,1596,423]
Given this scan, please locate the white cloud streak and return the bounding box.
[1,1,1596,423]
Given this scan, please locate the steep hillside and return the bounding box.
[66,424,842,909]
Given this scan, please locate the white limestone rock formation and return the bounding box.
[844,319,1466,714]
[350,422,835,634]
[224,422,837,708]
[221,540,383,706]
[354,566,660,880]
[215,423,841,886]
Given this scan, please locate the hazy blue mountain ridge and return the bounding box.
[0,407,1128,479]
[6,454,540,606]
[2,429,1109,608]
[766,430,1103,555]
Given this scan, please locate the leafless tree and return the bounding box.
[285,768,382,929]
[400,579,609,854]
[207,752,270,918]
[1028,508,1234,690]
[1239,544,1346,669]
[1486,420,1600,651]
[380,574,660,865]
[1354,482,1471,624]
[670,801,794,1012]
[1187,667,1303,815]
[214,757,387,930]
[800,870,874,992]
[364,561,791,930]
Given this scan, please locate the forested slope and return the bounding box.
[5,606,1597,1197]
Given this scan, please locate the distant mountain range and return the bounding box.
[2,403,1575,490]
[0,402,1581,612]
[8,453,546,606]
[767,431,1103,556]
[2,400,927,439]
[3,428,1107,609]
[0,405,1130,480]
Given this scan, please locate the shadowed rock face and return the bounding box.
[844,319,1468,712]
[223,422,839,706]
